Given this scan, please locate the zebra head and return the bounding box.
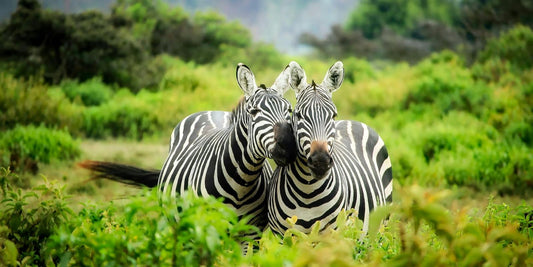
[287,61,344,179]
[236,63,297,166]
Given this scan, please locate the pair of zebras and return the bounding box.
[81,61,393,235]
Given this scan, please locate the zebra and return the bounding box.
[80,63,297,229]
[267,61,393,235]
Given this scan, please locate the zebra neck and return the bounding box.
[223,117,266,183]
[287,156,333,188]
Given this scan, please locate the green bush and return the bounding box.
[404,52,489,116]
[46,190,256,266]
[0,125,80,169]
[342,57,377,83]
[1,168,531,266]
[477,25,533,73]
[158,59,203,92]
[81,90,163,140]
[60,77,113,106]
[218,43,287,72]
[483,73,533,146]
[0,74,73,131]
[0,169,73,266]
[252,185,532,266]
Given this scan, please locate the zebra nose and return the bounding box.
[308,152,333,167]
[308,140,333,178]
[307,151,333,178]
[272,122,297,166]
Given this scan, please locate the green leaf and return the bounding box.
[368,205,393,241]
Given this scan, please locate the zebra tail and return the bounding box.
[78,160,160,188]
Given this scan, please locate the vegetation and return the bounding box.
[0,0,531,265]
[0,125,80,175]
[1,169,531,266]
[301,0,533,62]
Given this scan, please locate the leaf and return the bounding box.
[0,238,19,265]
[368,205,393,241]
[310,221,321,237]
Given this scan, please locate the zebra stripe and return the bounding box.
[158,63,295,228]
[268,61,393,234]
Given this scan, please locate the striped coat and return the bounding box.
[268,61,392,234]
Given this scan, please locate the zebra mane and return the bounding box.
[310,80,319,91]
[230,96,247,124]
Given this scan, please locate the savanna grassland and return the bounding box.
[1,0,532,266]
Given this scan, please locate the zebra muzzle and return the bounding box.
[272,122,297,166]
[308,141,333,178]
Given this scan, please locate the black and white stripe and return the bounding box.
[157,63,295,227]
[267,61,393,234]
[80,64,296,230]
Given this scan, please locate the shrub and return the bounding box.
[0,74,69,130]
[484,73,533,146]
[218,43,287,72]
[81,91,164,140]
[0,169,73,266]
[60,77,113,106]
[0,125,80,172]
[253,185,532,266]
[404,52,489,116]
[158,59,203,92]
[1,168,531,266]
[46,190,256,266]
[342,57,377,83]
[477,25,533,73]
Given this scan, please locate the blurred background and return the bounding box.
[1,0,532,190]
[1,0,532,193]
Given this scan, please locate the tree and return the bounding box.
[301,0,533,63]
[0,0,160,90]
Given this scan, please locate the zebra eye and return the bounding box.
[248,107,261,116]
[294,111,303,120]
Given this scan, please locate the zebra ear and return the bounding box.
[287,61,307,95]
[236,63,258,96]
[321,61,344,93]
[270,64,292,96]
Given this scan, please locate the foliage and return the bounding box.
[81,90,164,140]
[253,185,533,266]
[46,190,256,266]
[218,42,287,71]
[113,0,252,64]
[0,125,80,174]
[476,25,533,74]
[60,77,113,106]
[0,0,254,90]
[2,166,530,266]
[303,0,533,63]
[404,51,489,116]
[0,73,78,131]
[346,0,459,39]
[0,168,73,266]
[459,0,533,46]
[0,0,159,90]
